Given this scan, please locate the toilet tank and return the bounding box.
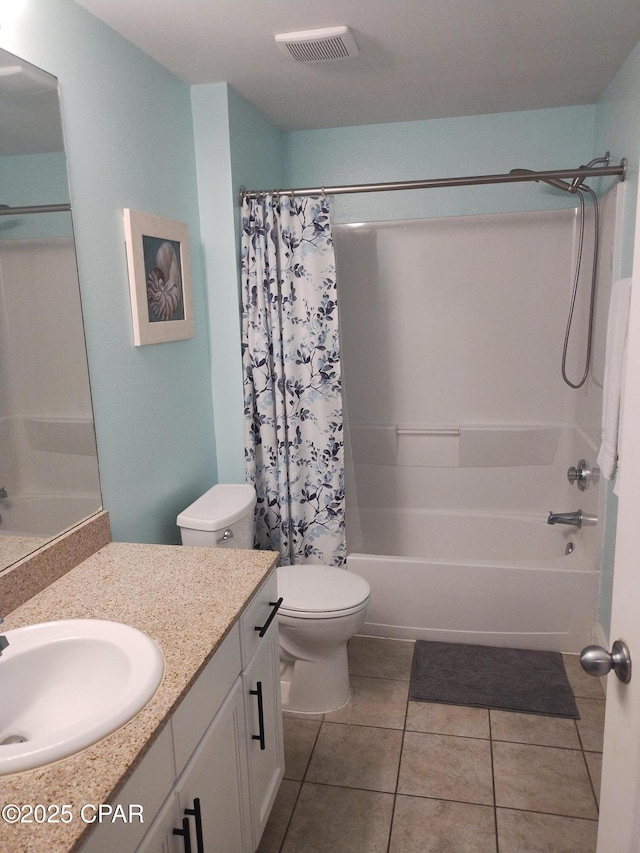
[177,484,256,549]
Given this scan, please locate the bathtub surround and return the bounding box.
[242,194,346,566]
[337,195,618,653]
[334,206,612,430]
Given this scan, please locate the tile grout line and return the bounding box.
[277,711,326,853]
[488,711,500,853]
[576,716,601,815]
[385,678,412,853]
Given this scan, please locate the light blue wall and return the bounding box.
[191,83,242,485]
[191,83,284,483]
[0,0,217,544]
[285,106,598,223]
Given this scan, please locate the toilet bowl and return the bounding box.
[276,565,370,714]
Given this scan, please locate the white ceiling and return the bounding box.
[72,0,640,131]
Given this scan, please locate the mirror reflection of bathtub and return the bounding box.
[0,493,101,564]
[0,48,102,573]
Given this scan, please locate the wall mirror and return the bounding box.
[0,47,102,573]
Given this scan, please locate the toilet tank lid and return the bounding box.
[177,484,256,531]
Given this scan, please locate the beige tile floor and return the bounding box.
[258,636,605,853]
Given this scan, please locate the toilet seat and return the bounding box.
[277,565,370,620]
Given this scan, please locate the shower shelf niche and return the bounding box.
[350,423,561,467]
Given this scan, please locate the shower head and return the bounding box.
[509,168,576,193]
[567,154,610,194]
[543,176,575,192]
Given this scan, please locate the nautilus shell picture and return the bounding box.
[143,237,184,323]
[124,209,194,345]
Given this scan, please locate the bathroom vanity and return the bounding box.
[0,514,282,853]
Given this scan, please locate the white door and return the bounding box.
[596,191,640,851]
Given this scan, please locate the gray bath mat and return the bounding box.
[410,640,579,718]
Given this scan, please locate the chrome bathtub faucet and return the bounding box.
[547,509,598,528]
[567,459,599,491]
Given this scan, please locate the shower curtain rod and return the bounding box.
[240,160,626,200]
[0,203,71,216]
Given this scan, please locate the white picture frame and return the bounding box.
[123,208,195,346]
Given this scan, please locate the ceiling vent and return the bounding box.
[275,26,359,63]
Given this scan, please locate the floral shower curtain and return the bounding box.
[241,193,346,566]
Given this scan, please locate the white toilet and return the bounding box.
[277,565,370,714]
[177,483,371,715]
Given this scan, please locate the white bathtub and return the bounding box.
[346,508,599,653]
[0,493,102,538]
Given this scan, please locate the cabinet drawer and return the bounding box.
[171,622,241,775]
[239,570,279,668]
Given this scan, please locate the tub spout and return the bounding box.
[547,510,597,528]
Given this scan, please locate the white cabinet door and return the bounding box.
[243,624,284,848]
[175,678,252,853]
[136,679,251,853]
[135,792,181,853]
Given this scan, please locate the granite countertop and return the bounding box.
[0,542,278,853]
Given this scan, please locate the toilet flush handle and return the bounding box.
[216,528,234,545]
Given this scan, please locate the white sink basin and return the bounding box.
[0,619,164,775]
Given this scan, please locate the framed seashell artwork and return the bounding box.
[123,208,195,345]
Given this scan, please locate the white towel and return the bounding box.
[597,277,632,483]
